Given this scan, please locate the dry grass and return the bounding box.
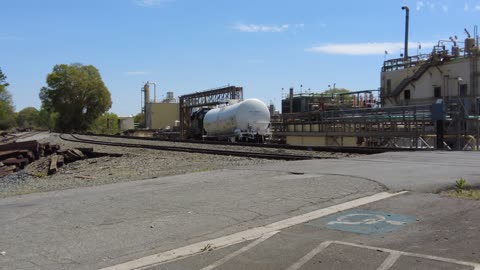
[442,189,480,200]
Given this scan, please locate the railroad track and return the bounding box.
[74,133,421,154]
[60,134,330,161]
[0,131,45,144]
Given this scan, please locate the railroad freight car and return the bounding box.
[191,99,272,142]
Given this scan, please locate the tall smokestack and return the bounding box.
[289,87,294,114]
[402,6,410,59]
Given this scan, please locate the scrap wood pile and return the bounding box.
[0,140,108,177]
[0,140,59,177]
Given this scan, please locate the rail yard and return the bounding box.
[0,132,356,198]
[1,4,480,270]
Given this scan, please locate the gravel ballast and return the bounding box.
[0,133,356,198]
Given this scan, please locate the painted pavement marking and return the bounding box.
[100,191,406,270]
[376,252,401,270]
[199,231,279,270]
[286,241,480,270]
[307,209,416,235]
[285,241,332,270]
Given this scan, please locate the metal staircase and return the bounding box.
[387,61,435,98]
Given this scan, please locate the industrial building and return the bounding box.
[381,30,479,107]
[277,27,480,150]
[142,82,180,131]
[118,117,134,131]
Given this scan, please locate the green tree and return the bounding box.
[16,107,40,129]
[0,68,16,130]
[88,112,120,135]
[133,112,145,128]
[39,64,112,132]
[37,107,58,130]
[322,88,353,105]
[323,87,351,96]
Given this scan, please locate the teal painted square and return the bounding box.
[306,209,416,235]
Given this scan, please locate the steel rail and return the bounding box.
[60,134,330,161]
[0,131,44,144]
[73,133,422,154]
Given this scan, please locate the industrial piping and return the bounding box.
[402,6,409,59]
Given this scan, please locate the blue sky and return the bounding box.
[2,0,479,116]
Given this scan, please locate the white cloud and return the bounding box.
[125,71,149,76]
[475,4,480,11]
[234,24,289,33]
[464,3,469,12]
[306,42,436,55]
[133,0,171,7]
[416,1,449,12]
[294,24,305,29]
[441,4,448,12]
[416,1,425,11]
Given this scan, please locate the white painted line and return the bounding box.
[332,241,480,269]
[285,241,333,270]
[376,252,401,270]
[200,231,279,270]
[101,191,406,270]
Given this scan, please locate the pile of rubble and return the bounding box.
[0,140,118,177]
[0,141,57,177]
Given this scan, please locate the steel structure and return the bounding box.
[274,98,479,150]
[179,86,243,139]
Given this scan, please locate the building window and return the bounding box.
[434,87,442,98]
[404,89,411,100]
[459,84,468,96]
[387,79,392,93]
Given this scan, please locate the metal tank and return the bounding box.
[465,38,476,53]
[203,99,271,140]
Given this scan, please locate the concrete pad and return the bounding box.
[241,151,480,192]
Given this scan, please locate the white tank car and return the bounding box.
[203,99,271,141]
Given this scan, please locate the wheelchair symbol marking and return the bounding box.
[328,213,407,226]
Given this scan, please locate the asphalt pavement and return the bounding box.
[151,192,480,270]
[0,151,479,270]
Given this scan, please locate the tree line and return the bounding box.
[0,64,140,134]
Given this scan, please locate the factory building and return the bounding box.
[118,117,134,131]
[381,32,479,107]
[142,82,180,130]
[275,28,480,149]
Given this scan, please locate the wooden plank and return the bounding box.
[63,150,80,163]
[0,165,17,177]
[49,154,58,175]
[2,158,29,169]
[57,155,64,167]
[0,150,33,161]
[71,149,86,159]
[0,141,40,159]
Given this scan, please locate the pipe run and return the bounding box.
[402,6,410,60]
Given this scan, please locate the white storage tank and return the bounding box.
[203,99,271,138]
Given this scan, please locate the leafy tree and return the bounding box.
[322,88,353,105]
[133,112,145,128]
[323,87,351,96]
[0,68,16,130]
[16,107,40,129]
[39,64,112,132]
[37,107,58,130]
[88,112,120,135]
